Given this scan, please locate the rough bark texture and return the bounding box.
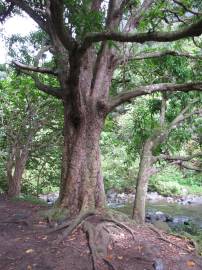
[6,0,202,217]
[58,99,107,214]
[132,139,155,224]
[57,46,115,215]
[133,99,200,224]
[7,146,28,198]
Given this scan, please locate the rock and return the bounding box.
[107,190,135,205]
[153,221,170,233]
[155,211,167,222]
[153,258,164,270]
[166,196,174,203]
[39,192,59,204]
[146,210,173,225]
[172,216,190,225]
[147,192,164,202]
[39,194,48,201]
[165,215,173,222]
[191,196,202,205]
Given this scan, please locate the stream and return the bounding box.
[39,191,202,229]
[116,201,202,229]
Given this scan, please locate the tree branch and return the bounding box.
[159,152,202,162]
[34,45,52,66]
[33,77,63,99]
[160,93,167,127]
[91,0,103,11]
[180,162,202,172]
[48,0,76,51]
[19,70,63,99]
[124,0,155,32]
[173,0,202,16]
[0,2,14,22]
[13,61,58,76]
[117,50,202,64]
[109,82,202,111]
[82,17,202,48]
[169,106,201,130]
[8,0,48,33]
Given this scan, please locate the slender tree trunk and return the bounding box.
[132,139,155,224]
[58,98,106,215]
[7,147,28,198]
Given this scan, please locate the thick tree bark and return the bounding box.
[58,98,107,215]
[7,146,28,198]
[132,100,200,223]
[132,139,156,224]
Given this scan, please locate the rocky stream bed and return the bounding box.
[39,190,202,230]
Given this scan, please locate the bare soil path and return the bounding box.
[0,195,202,270]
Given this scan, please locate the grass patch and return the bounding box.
[12,194,48,205]
[172,223,202,255]
[39,207,69,222]
[149,165,202,196]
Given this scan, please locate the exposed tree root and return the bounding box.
[101,218,135,240]
[147,224,193,253]
[48,220,72,233]
[49,210,137,270]
[103,258,117,270]
[0,220,30,226]
[83,221,99,270]
[53,211,96,244]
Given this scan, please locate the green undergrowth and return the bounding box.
[106,208,136,224]
[39,207,69,223]
[171,222,202,255]
[149,165,202,196]
[12,194,48,205]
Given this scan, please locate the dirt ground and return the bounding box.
[0,195,202,270]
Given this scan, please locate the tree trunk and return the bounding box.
[7,147,28,198]
[58,98,107,215]
[132,139,155,224]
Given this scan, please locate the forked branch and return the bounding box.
[18,70,63,99]
[159,152,202,162]
[118,50,202,64]
[82,17,202,48]
[8,0,48,32]
[109,82,202,111]
[13,61,58,76]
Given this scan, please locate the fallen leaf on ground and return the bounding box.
[187,245,195,251]
[27,265,32,270]
[106,255,113,261]
[117,256,123,260]
[14,238,21,241]
[137,245,142,252]
[187,260,195,267]
[108,244,113,251]
[68,237,76,241]
[38,221,46,224]
[25,249,34,254]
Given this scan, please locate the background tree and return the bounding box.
[0,0,201,215]
[0,4,202,265]
[133,96,202,224]
[0,75,62,197]
[0,1,202,268]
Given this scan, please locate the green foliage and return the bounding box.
[149,165,185,196]
[64,0,104,38]
[0,73,63,195]
[12,194,47,205]
[39,207,69,222]
[149,165,202,196]
[172,223,202,255]
[101,116,138,191]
